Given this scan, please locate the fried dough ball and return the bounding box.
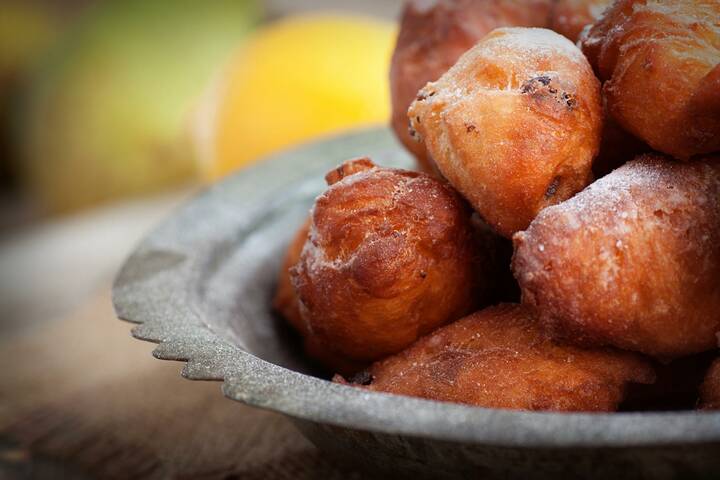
[513,154,720,359]
[550,0,611,42]
[699,358,720,410]
[273,218,367,375]
[390,0,555,174]
[580,0,720,160]
[273,218,311,333]
[336,304,655,411]
[409,27,602,237]
[291,157,486,363]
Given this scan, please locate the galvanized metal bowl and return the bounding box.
[113,128,720,479]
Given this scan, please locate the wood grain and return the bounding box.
[0,288,364,479]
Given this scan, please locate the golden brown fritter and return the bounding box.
[273,219,367,375]
[336,304,655,412]
[699,358,720,410]
[275,158,513,374]
[409,27,602,237]
[550,0,611,42]
[273,218,311,334]
[390,0,555,174]
[291,157,487,364]
[580,0,720,160]
[513,154,720,359]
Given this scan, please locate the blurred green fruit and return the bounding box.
[0,2,59,188]
[0,2,58,83]
[22,0,260,213]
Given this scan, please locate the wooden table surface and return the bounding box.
[0,194,367,479]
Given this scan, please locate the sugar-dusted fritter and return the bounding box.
[550,0,611,42]
[581,0,720,160]
[513,154,720,359]
[336,304,655,411]
[273,218,367,375]
[699,358,720,410]
[291,157,489,363]
[409,27,602,237]
[390,0,555,174]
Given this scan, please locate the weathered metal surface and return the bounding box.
[113,127,720,479]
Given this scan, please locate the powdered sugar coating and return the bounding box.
[486,27,589,64]
[339,304,654,411]
[409,26,602,237]
[291,158,489,364]
[390,0,555,173]
[580,0,720,160]
[273,218,366,375]
[513,154,720,358]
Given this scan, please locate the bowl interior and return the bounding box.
[114,127,720,449]
[198,189,316,374]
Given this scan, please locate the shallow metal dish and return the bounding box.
[113,128,720,479]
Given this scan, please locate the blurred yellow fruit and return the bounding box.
[195,14,396,180]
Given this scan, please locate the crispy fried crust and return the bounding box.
[273,218,367,375]
[409,27,602,237]
[699,358,720,410]
[549,0,611,42]
[291,157,486,363]
[336,304,654,412]
[390,0,554,173]
[580,0,720,160]
[273,218,311,333]
[513,154,720,358]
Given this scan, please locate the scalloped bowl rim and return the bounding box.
[112,127,720,450]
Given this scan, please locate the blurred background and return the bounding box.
[0,2,400,477]
[0,0,401,333]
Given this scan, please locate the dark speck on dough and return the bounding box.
[562,93,577,109]
[416,90,437,101]
[545,177,560,198]
[522,76,577,111]
[351,370,374,385]
[521,75,552,93]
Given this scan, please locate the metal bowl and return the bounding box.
[113,128,720,479]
